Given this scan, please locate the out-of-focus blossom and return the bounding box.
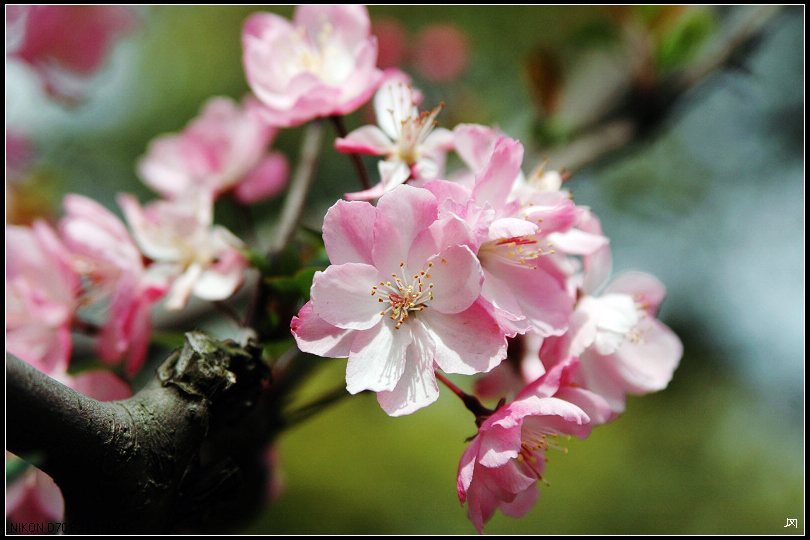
[371,17,408,70]
[541,271,683,414]
[5,465,64,531]
[7,5,136,103]
[59,194,167,376]
[6,222,78,375]
[119,193,247,311]
[473,330,546,401]
[137,96,289,205]
[291,185,508,416]
[458,358,607,533]
[6,130,34,181]
[5,130,48,225]
[412,23,470,83]
[243,5,385,127]
[336,73,454,200]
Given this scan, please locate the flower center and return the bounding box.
[371,261,434,329]
[284,18,343,83]
[478,235,553,270]
[395,104,444,165]
[516,432,568,485]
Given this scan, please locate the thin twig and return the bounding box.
[283,385,351,428]
[435,371,499,426]
[330,114,371,191]
[270,120,325,257]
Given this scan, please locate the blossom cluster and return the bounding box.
[5,4,682,533]
[282,6,682,531]
[6,91,290,381]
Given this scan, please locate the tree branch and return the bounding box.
[7,331,269,534]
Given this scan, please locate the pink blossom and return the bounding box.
[137,96,289,204]
[473,331,546,401]
[118,193,247,311]
[291,185,508,416]
[6,222,78,374]
[5,465,64,531]
[242,5,385,127]
[425,137,576,337]
[412,23,471,83]
[371,17,408,70]
[8,5,136,103]
[541,272,683,414]
[336,73,454,200]
[59,194,168,375]
[457,358,607,533]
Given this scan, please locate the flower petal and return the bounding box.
[346,320,412,393]
[424,245,483,314]
[310,263,382,330]
[291,301,356,358]
[376,321,439,416]
[422,301,507,375]
[322,200,377,265]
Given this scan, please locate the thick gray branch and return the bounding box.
[6,331,268,534]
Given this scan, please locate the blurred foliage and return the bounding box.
[5,5,803,535]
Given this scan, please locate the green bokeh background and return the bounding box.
[6,5,804,534]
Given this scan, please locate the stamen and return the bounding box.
[370,261,436,329]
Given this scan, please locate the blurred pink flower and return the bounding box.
[119,193,247,311]
[243,5,385,127]
[542,272,683,414]
[137,96,289,204]
[8,5,136,103]
[292,185,508,416]
[412,23,470,83]
[59,194,168,375]
[458,358,606,533]
[371,17,408,70]
[6,221,78,374]
[5,465,64,532]
[336,73,454,200]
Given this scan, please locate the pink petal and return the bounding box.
[376,322,439,416]
[69,370,132,401]
[473,137,524,210]
[479,458,536,497]
[344,181,389,202]
[546,228,609,256]
[334,125,392,155]
[371,185,438,273]
[310,263,382,330]
[346,321,412,393]
[423,245,483,314]
[607,318,683,395]
[603,271,667,316]
[322,200,377,265]
[291,301,356,358]
[422,301,507,375]
[457,436,482,500]
[453,123,499,173]
[477,424,521,468]
[233,151,290,204]
[498,483,540,518]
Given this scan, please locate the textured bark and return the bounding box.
[6,331,269,534]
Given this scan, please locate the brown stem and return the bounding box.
[435,371,500,426]
[330,114,371,190]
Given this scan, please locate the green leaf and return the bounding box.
[655,9,717,72]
